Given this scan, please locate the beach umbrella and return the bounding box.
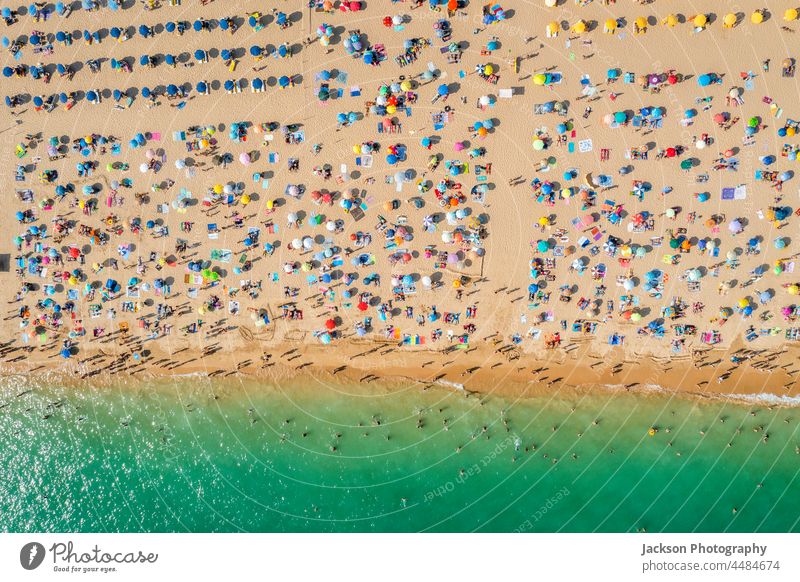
[437,84,449,96]
[193,20,203,32]
[165,21,176,33]
[775,238,787,249]
[138,25,150,37]
[224,80,234,91]
[166,84,178,96]
[165,54,175,66]
[697,74,712,87]
[194,49,206,61]
[680,159,693,170]
[239,152,251,165]
[61,348,71,359]
[279,75,290,88]
[2,67,13,77]
[532,139,545,151]
[196,81,208,93]
[723,13,737,27]
[141,87,151,98]
[572,20,587,33]
[221,49,231,61]
[324,319,336,330]
[751,11,764,24]
[249,45,262,57]
[786,8,799,21]
[604,18,617,33]
[694,14,707,27]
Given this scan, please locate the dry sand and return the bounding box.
[3,1,800,402]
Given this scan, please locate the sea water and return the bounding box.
[0,378,798,532]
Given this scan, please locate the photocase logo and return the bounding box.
[20,542,46,570]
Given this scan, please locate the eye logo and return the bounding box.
[20,542,46,570]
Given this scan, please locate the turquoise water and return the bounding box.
[0,378,798,532]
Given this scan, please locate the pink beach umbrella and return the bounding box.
[239,152,251,165]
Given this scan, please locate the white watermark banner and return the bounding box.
[0,534,797,581]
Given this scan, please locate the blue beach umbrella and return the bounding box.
[219,19,229,31]
[221,49,231,61]
[86,90,97,102]
[165,22,176,33]
[2,67,12,77]
[224,80,234,91]
[249,45,262,57]
[194,49,206,61]
[109,27,120,39]
[279,75,290,87]
[437,84,449,96]
[165,54,175,65]
[141,86,151,98]
[33,96,43,107]
[139,55,149,66]
[193,20,203,32]
[196,81,207,93]
[251,78,262,90]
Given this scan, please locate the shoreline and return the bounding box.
[3,334,799,407]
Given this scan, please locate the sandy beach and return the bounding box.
[4,0,800,403]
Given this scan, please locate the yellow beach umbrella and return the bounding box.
[400,80,412,91]
[662,14,678,27]
[723,13,737,27]
[544,0,556,6]
[785,8,798,21]
[751,10,764,24]
[635,17,647,29]
[572,20,587,33]
[604,18,617,33]
[546,21,559,36]
[533,73,547,85]
[693,14,707,27]
[788,284,800,295]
